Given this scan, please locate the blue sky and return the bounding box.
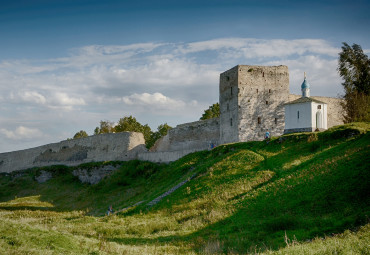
[0,0,369,153]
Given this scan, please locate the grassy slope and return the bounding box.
[0,123,369,254]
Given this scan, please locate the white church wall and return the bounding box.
[289,95,343,128]
[285,102,313,132]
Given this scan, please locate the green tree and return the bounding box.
[114,116,153,148]
[157,123,172,137]
[147,123,172,149]
[95,120,115,134]
[115,116,143,133]
[93,127,100,135]
[200,103,220,120]
[73,130,88,139]
[338,43,370,122]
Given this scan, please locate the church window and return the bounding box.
[275,118,277,124]
[297,111,300,119]
[263,72,264,77]
[258,117,261,124]
[256,89,258,93]
[226,76,230,81]
[266,101,269,105]
[269,89,271,93]
[230,118,233,126]
[317,105,321,109]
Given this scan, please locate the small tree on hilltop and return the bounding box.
[95,120,115,134]
[114,116,153,147]
[338,42,370,122]
[73,130,88,139]
[200,103,220,120]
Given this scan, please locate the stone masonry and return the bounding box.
[220,65,289,144]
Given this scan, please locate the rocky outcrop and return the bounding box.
[72,165,118,184]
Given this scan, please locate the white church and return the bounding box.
[284,73,328,134]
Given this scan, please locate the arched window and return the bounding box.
[297,111,300,119]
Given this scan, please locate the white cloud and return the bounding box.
[0,126,43,140]
[19,91,47,105]
[266,55,342,96]
[105,58,219,89]
[52,92,86,106]
[75,42,165,56]
[181,38,339,59]
[122,92,186,109]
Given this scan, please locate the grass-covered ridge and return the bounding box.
[0,122,369,254]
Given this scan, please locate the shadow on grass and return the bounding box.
[0,205,54,211]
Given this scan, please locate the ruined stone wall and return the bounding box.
[289,94,344,128]
[143,118,219,162]
[151,118,220,153]
[0,132,146,173]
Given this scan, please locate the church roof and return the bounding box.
[284,96,326,105]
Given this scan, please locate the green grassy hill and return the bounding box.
[0,123,369,254]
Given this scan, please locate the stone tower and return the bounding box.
[219,65,289,144]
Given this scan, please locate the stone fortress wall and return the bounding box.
[0,65,345,173]
[0,132,146,173]
[151,118,219,152]
[139,118,220,163]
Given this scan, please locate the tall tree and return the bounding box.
[338,43,370,122]
[147,123,172,149]
[95,120,115,134]
[200,103,220,120]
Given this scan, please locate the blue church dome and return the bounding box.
[301,78,310,89]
